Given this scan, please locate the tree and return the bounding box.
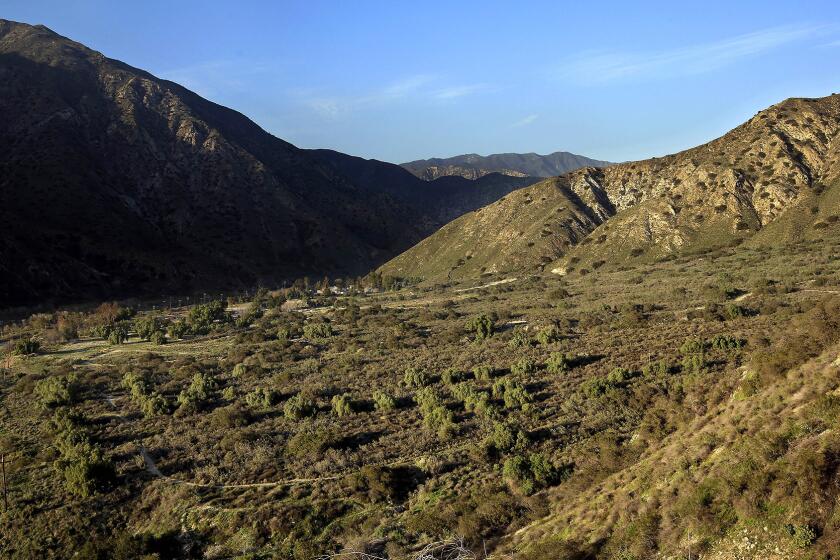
[12,339,40,356]
[107,323,129,345]
[176,372,217,413]
[35,374,80,408]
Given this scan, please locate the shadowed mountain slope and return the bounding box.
[0,20,532,307]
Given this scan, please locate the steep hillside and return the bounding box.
[402,151,612,180]
[381,176,613,280]
[382,95,840,281]
[0,20,528,308]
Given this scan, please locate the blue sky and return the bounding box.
[5,1,840,163]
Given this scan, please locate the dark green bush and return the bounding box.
[466,314,495,341]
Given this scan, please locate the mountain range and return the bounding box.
[381,95,840,281]
[0,19,552,307]
[401,151,613,180]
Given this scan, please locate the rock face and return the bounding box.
[0,20,533,307]
[401,151,613,180]
[381,95,840,281]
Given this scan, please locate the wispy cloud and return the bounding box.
[512,114,538,127]
[558,24,825,84]
[822,39,840,47]
[432,84,488,100]
[299,75,489,118]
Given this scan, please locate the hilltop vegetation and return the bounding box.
[2,239,840,558]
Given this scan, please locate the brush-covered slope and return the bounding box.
[380,174,615,279]
[401,151,612,180]
[502,292,840,559]
[382,95,840,281]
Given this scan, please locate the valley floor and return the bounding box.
[2,239,840,559]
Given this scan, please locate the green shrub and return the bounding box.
[441,368,465,385]
[176,372,217,413]
[139,393,170,417]
[13,338,40,356]
[679,337,706,374]
[492,378,533,410]
[187,301,231,335]
[372,390,397,412]
[451,382,495,416]
[472,365,494,382]
[52,422,114,497]
[536,325,561,345]
[245,387,280,409]
[583,369,633,397]
[488,421,528,453]
[150,330,167,345]
[303,322,334,340]
[508,330,531,348]
[606,367,632,384]
[404,367,431,388]
[331,393,355,416]
[511,358,536,376]
[466,314,495,341]
[422,404,457,439]
[681,353,705,375]
[788,524,816,549]
[725,303,745,320]
[710,334,744,351]
[35,374,80,408]
[284,394,315,420]
[107,323,129,345]
[679,337,705,355]
[167,319,189,340]
[413,387,456,437]
[57,440,115,497]
[502,453,559,495]
[134,315,168,341]
[546,352,572,374]
[641,360,669,378]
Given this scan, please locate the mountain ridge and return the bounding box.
[381,95,840,281]
[0,19,534,307]
[401,150,613,180]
